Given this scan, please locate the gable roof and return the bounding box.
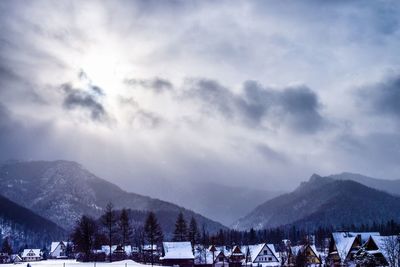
[246,243,279,263]
[194,245,230,264]
[332,233,358,261]
[349,232,380,244]
[11,254,22,261]
[309,245,320,258]
[22,249,41,258]
[369,235,399,261]
[161,242,194,260]
[231,245,244,255]
[101,245,132,255]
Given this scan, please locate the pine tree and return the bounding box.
[188,217,200,250]
[144,212,164,267]
[1,237,12,255]
[71,215,98,262]
[173,212,188,241]
[101,202,117,262]
[249,228,257,244]
[119,208,133,248]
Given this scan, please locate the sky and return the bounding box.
[1,0,400,195]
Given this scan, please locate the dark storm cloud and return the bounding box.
[186,78,326,133]
[358,75,400,120]
[242,81,325,132]
[62,83,107,121]
[184,79,237,119]
[124,77,173,93]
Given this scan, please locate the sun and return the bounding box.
[75,43,132,96]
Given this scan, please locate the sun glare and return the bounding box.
[75,44,131,96]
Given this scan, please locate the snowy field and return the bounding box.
[2,260,155,267]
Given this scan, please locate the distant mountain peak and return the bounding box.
[0,160,226,234]
[233,172,400,231]
[309,173,322,181]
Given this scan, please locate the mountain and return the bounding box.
[0,194,66,249]
[329,172,400,196]
[0,160,226,234]
[233,174,400,231]
[146,180,282,226]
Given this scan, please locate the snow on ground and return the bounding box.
[2,260,153,267]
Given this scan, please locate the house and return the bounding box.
[348,232,380,244]
[101,245,133,256]
[327,232,360,265]
[21,249,42,262]
[355,235,399,266]
[289,244,321,266]
[50,241,72,259]
[11,254,22,263]
[327,232,381,266]
[100,245,132,261]
[228,246,245,267]
[161,242,195,267]
[243,243,280,267]
[194,245,229,267]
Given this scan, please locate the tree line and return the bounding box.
[62,204,400,263]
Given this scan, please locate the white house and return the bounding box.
[21,249,41,262]
[243,243,280,267]
[100,245,133,256]
[50,241,72,258]
[11,254,22,263]
[194,245,229,267]
[160,242,194,267]
[358,235,400,266]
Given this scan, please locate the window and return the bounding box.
[268,257,272,261]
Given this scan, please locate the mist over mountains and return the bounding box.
[0,160,226,235]
[1,159,400,244]
[233,173,400,231]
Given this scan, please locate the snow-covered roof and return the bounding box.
[290,245,302,256]
[332,233,357,261]
[161,242,194,260]
[246,243,278,263]
[50,241,73,253]
[194,245,230,264]
[22,249,41,258]
[101,245,132,255]
[247,244,265,262]
[50,242,60,254]
[231,245,244,256]
[11,254,22,261]
[349,232,380,243]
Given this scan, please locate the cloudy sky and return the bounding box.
[1,0,400,195]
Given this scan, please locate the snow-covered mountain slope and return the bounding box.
[0,160,226,233]
[233,174,400,231]
[0,194,66,248]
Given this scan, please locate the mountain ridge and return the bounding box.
[233,174,400,231]
[0,193,66,249]
[0,160,226,234]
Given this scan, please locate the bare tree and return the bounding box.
[382,235,400,267]
[101,202,117,262]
